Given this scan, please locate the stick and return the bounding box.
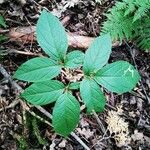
[8,49,43,57]
[92,110,106,134]
[92,110,112,146]
[35,106,53,119]
[71,132,90,150]
[20,101,52,126]
[0,98,20,112]
[0,26,120,50]
[0,64,90,150]
[0,64,22,93]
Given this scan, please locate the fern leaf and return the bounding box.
[102,0,150,51]
[133,0,150,22]
[134,18,150,51]
[32,118,47,145]
[102,10,136,41]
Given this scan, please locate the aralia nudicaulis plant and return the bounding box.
[14,10,140,137]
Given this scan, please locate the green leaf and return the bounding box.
[94,61,140,94]
[68,82,80,90]
[83,34,112,75]
[0,35,8,42]
[14,57,61,82]
[64,51,84,68]
[21,80,65,105]
[36,10,68,61]
[80,79,106,113]
[0,16,6,28]
[52,92,80,137]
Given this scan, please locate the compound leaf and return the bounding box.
[36,10,68,61]
[64,50,84,68]
[80,78,106,113]
[21,80,64,105]
[83,34,112,75]
[94,61,140,94]
[14,57,61,82]
[52,92,80,137]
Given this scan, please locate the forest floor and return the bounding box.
[0,0,150,150]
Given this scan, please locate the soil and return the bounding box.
[0,0,150,150]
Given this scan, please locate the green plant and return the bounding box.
[14,10,140,137]
[0,15,8,44]
[32,118,47,145]
[18,136,28,150]
[0,15,6,28]
[23,112,47,148]
[102,0,150,51]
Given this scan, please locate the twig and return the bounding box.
[91,128,111,148]
[29,110,52,126]
[8,49,43,57]
[0,64,22,93]
[0,64,90,150]
[0,28,9,33]
[91,110,112,149]
[71,132,90,150]
[106,103,117,111]
[92,110,106,134]
[129,91,146,100]
[1,26,120,50]
[20,101,52,126]
[35,106,53,119]
[0,98,20,112]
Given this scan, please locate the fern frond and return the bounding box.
[114,1,127,11]
[114,0,136,16]
[114,0,150,21]
[102,0,150,51]
[19,136,28,150]
[134,18,150,51]
[32,118,47,145]
[133,0,150,22]
[102,10,136,41]
[124,1,136,16]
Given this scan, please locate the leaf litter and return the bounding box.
[0,0,150,149]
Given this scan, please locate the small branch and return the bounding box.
[0,98,20,112]
[8,49,43,57]
[0,64,90,150]
[129,91,146,100]
[92,110,112,146]
[0,64,22,94]
[0,26,121,50]
[20,101,52,126]
[106,103,117,111]
[92,110,106,134]
[35,106,53,119]
[0,28,9,33]
[71,132,90,150]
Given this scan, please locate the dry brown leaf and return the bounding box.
[76,128,94,139]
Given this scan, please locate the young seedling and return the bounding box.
[14,10,140,137]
